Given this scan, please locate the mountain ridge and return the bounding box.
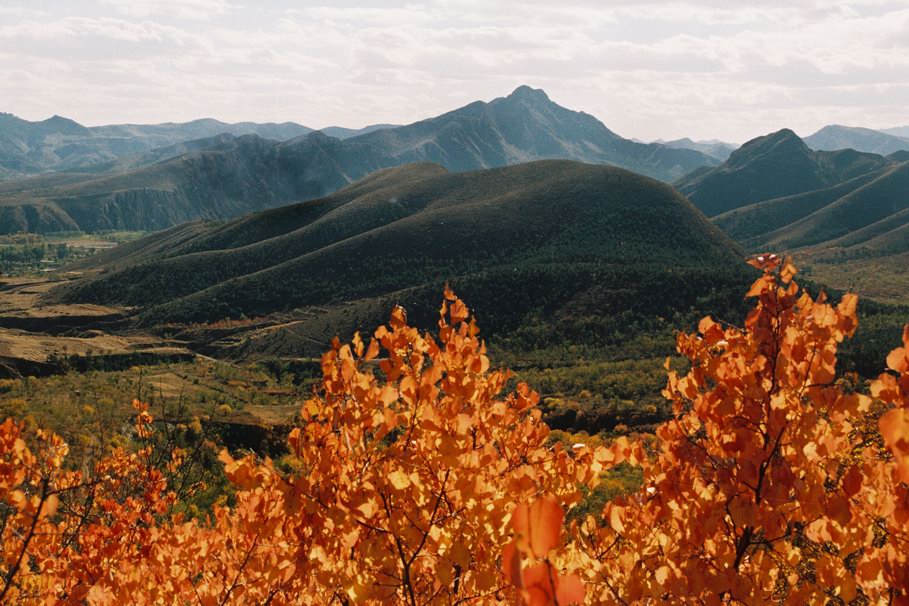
[654,137,737,161]
[804,124,909,156]
[0,113,314,179]
[0,87,719,234]
[676,128,893,217]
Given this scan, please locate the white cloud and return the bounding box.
[0,0,906,141]
[99,0,232,20]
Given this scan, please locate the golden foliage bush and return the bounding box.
[1,259,908,604]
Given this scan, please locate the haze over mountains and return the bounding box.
[0,113,309,179]
[0,86,721,234]
[804,125,909,156]
[0,113,408,181]
[654,138,737,161]
[881,127,909,138]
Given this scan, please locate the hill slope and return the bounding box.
[51,161,750,354]
[0,87,718,234]
[0,134,342,233]
[804,125,909,155]
[323,86,717,180]
[708,155,909,306]
[715,160,909,253]
[677,129,892,217]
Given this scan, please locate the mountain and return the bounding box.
[319,124,399,139]
[804,125,909,155]
[0,134,330,234]
[881,126,909,138]
[655,138,737,161]
[714,160,909,249]
[50,160,750,356]
[709,157,909,305]
[89,119,311,145]
[676,129,892,217]
[0,112,313,179]
[327,86,716,180]
[0,87,719,234]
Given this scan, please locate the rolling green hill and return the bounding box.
[0,87,717,234]
[51,160,752,355]
[677,129,891,217]
[713,160,909,254]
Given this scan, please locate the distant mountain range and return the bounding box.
[0,113,407,180]
[804,125,909,156]
[676,129,894,217]
[0,113,308,179]
[50,160,751,356]
[0,86,719,234]
[320,124,401,139]
[654,138,737,161]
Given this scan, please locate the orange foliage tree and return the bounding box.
[576,255,909,604]
[0,259,907,604]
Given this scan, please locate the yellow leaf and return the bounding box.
[388,470,411,490]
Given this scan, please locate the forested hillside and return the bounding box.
[51,160,752,356]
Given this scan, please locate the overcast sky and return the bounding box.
[1,0,907,142]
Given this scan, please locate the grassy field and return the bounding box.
[0,358,311,460]
[799,251,909,306]
[0,231,146,275]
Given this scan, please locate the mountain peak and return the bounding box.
[766,128,801,141]
[40,114,89,133]
[507,85,551,102]
[735,128,806,156]
[44,114,80,124]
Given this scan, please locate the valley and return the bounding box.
[0,158,756,446]
[5,3,909,600]
[3,121,908,450]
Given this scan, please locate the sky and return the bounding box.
[0,0,907,143]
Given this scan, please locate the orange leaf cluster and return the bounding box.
[0,262,908,604]
[574,255,909,604]
[503,495,585,605]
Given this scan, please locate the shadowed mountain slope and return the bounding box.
[677,129,892,217]
[715,160,909,254]
[51,161,750,348]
